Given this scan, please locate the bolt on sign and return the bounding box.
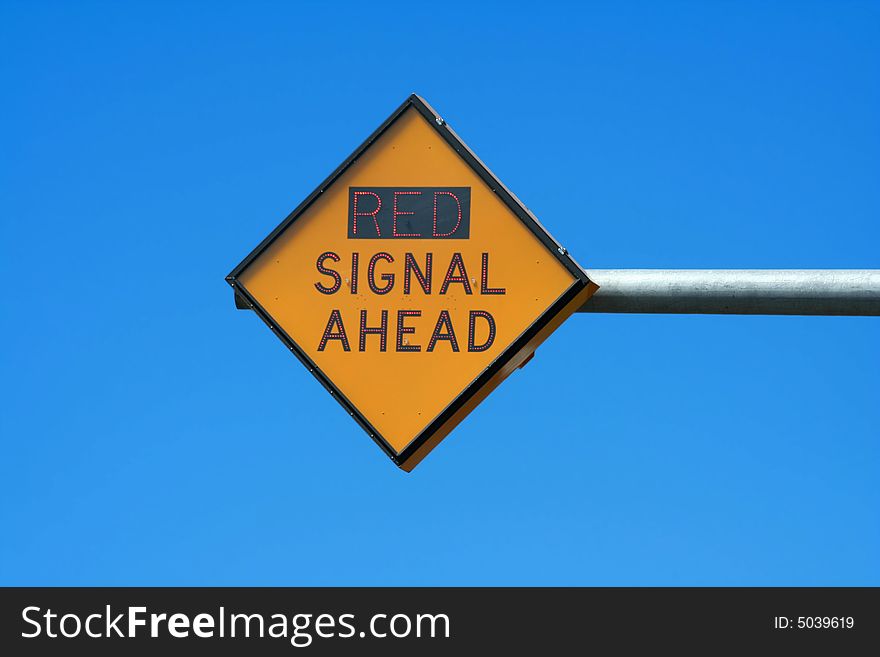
[227,95,597,471]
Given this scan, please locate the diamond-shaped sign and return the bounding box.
[227,95,597,471]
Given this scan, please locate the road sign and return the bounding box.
[227,95,597,471]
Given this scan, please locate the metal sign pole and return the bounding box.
[579,270,880,316]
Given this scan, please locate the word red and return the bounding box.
[347,187,471,239]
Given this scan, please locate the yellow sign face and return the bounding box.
[227,95,596,471]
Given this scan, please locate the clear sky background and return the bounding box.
[1,1,878,585]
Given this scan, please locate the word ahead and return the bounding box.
[348,187,471,239]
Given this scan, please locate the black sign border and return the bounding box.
[226,94,595,469]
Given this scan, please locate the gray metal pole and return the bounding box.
[579,270,880,315]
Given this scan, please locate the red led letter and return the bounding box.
[396,310,421,352]
[359,309,388,352]
[427,310,460,352]
[480,253,506,295]
[392,191,421,237]
[350,252,359,294]
[404,252,432,295]
[368,252,395,294]
[468,310,496,352]
[318,310,350,351]
[352,191,382,237]
[433,191,462,238]
[439,252,472,295]
[314,251,341,295]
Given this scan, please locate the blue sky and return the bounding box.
[1,0,877,585]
